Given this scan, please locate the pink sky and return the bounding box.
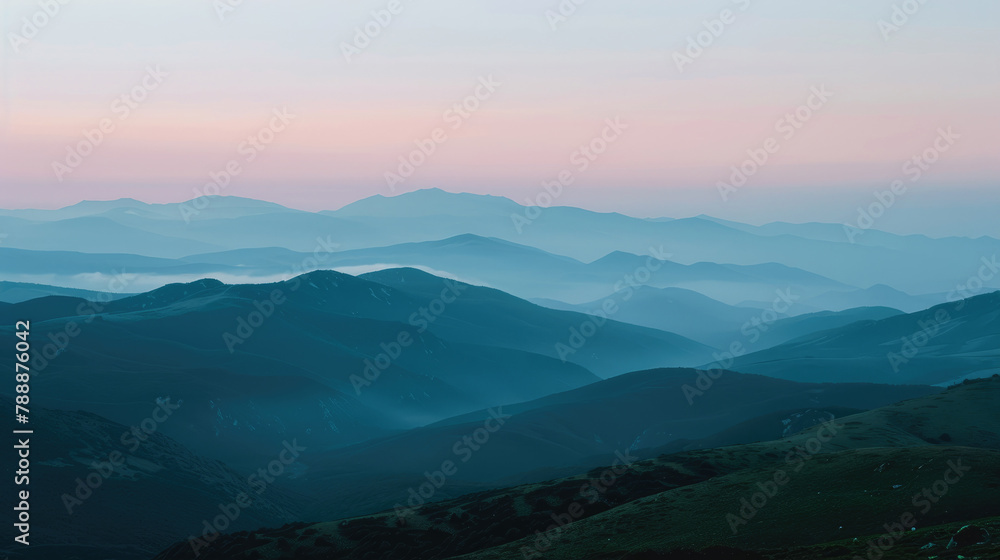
[0,0,997,225]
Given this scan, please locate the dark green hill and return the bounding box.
[0,397,299,560]
[151,376,1000,560]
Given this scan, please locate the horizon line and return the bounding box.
[0,187,962,239]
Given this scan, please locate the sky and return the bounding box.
[0,0,998,235]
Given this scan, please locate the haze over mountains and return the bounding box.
[2,190,998,302]
[2,191,998,560]
[4,191,995,382]
[7,0,999,557]
[728,291,1000,386]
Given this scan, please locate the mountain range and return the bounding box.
[2,191,998,560]
[3,190,998,299]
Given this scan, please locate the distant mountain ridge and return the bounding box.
[2,189,997,560]
[0,281,134,303]
[0,234,874,307]
[2,190,999,297]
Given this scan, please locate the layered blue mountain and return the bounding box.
[0,236,939,312]
[534,285,904,347]
[2,190,998,299]
[0,280,134,303]
[0,269,716,470]
[728,290,1000,385]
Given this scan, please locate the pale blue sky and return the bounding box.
[1,0,997,235]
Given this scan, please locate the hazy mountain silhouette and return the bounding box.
[3,191,999,297]
[728,291,1000,385]
[0,236,860,306]
[804,283,944,313]
[532,287,902,348]
[2,191,998,560]
[0,269,718,470]
[0,280,134,303]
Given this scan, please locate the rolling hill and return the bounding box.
[356,267,714,376]
[727,290,1000,385]
[0,269,716,470]
[0,397,300,560]
[269,368,938,522]
[534,287,903,349]
[149,376,1000,560]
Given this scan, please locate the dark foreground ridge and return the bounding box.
[152,377,1000,560]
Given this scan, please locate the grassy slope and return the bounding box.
[152,376,1000,560]
[459,447,999,559]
